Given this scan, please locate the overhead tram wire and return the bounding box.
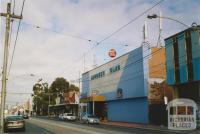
[21,21,97,43]
[58,0,165,75]
[8,0,26,77]
[86,0,165,52]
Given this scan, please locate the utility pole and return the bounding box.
[78,71,81,90]
[0,3,22,134]
[158,11,162,47]
[48,89,50,117]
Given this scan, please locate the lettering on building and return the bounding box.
[91,71,105,80]
[110,65,120,74]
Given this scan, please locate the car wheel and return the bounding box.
[86,120,89,124]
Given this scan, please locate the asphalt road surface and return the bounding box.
[5,117,200,134]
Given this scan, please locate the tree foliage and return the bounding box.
[68,84,79,92]
[32,81,55,115]
[50,77,69,94]
[32,77,79,115]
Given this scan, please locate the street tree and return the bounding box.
[68,84,79,92]
[50,77,69,95]
[32,81,54,115]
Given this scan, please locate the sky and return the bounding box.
[0,0,199,106]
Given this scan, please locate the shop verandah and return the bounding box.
[49,103,78,117]
[80,95,106,120]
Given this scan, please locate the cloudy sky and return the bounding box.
[0,0,199,105]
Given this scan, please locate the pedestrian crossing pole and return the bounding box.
[0,3,22,134]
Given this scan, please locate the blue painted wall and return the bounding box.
[109,46,148,100]
[191,31,200,81]
[177,33,188,83]
[107,97,149,123]
[165,38,175,85]
[165,28,200,85]
[82,72,90,97]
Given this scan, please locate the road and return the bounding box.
[6,117,200,134]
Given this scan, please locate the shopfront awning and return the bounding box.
[49,103,78,110]
[80,96,105,103]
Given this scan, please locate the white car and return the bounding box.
[62,113,76,121]
[81,114,100,124]
[58,114,64,120]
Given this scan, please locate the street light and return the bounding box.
[147,14,190,28]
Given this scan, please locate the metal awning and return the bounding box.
[80,96,105,103]
[49,103,78,110]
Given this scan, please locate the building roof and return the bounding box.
[164,26,200,41]
[166,98,197,109]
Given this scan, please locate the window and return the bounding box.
[187,106,193,115]
[177,106,186,115]
[170,106,176,115]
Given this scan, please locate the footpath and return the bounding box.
[100,120,199,134]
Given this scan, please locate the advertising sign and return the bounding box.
[108,49,117,58]
[167,99,197,130]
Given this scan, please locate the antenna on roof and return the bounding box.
[142,21,150,48]
[143,21,148,43]
[157,11,162,48]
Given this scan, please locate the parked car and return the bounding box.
[23,114,29,119]
[62,113,76,121]
[81,114,100,124]
[4,115,25,132]
[58,113,64,120]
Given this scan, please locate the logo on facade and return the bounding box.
[108,49,117,58]
[166,99,197,130]
[116,88,123,98]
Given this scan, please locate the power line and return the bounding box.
[95,0,165,46]
[59,0,165,75]
[21,21,132,47]
[8,0,26,77]
[21,21,97,43]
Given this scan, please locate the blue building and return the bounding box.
[165,26,200,102]
[80,45,151,123]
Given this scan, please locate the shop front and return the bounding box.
[80,96,106,120]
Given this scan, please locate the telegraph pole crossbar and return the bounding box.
[0,3,22,134]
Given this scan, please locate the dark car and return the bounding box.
[4,115,25,132]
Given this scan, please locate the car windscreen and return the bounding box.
[87,115,97,118]
[6,116,23,121]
